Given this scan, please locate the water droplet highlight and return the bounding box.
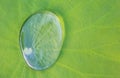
[19,11,65,70]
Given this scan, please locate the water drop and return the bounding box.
[19,11,65,70]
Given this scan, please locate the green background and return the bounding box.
[0,0,120,78]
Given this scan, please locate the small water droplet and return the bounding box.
[19,11,65,70]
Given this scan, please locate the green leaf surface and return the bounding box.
[0,0,120,78]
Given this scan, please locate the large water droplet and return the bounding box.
[19,11,65,70]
